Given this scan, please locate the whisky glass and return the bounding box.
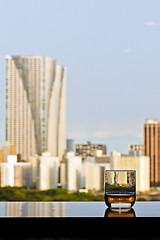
[104,170,136,209]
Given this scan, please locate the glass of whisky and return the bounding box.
[104,170,136,209]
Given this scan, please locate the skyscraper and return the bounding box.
[6,55,66,161]
[66,139,74,152]
[144,119,160,186]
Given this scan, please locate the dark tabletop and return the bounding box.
[0,201,160,238]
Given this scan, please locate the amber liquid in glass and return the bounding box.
[105,193,136,208]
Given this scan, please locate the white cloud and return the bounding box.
[92,130,109,138]
[68,124,143,140]
[68,129,88,139]
[92,124,143,138]
[92,125,119,138]
[123,49,132,53]
[145,22,156,26]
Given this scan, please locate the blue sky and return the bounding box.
[0,0,160,153]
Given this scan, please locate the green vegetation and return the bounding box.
[105,183,135,193]
[0,186,104,201]
[136,197,147,201]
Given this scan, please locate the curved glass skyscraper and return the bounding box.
[6,55,66,161]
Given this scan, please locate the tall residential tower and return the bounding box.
[6,55,66,161]
[144,119,160,186]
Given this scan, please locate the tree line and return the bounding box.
[0,186,104,201]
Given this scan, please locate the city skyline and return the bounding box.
[0,0,160,153]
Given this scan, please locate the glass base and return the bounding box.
[110,203,131,211]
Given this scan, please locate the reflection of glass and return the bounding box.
[104,207,136,217]
[104,170,136,209]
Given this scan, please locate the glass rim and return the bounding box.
[104,170,136,172]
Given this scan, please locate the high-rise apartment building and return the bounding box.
[65,152,82,192]
[1,155,32,188]
[144,119,160,186]
[128,143,144,156]
[6,55,66,161]
[38,152,59,190]
[111,151,150,192]
[76,141,107,160]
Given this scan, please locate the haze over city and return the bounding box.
[0,0,160,153]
